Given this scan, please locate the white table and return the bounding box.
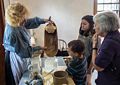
[19,57,67,85]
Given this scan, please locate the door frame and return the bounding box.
[0,0,5,84]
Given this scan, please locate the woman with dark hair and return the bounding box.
[78,15,95,85]
[79,15,95,37]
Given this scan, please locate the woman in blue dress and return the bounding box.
[3,2,50,85]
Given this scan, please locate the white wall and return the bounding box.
[4,0,94,46]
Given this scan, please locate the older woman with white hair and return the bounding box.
[3,2,51,85]
[92,11,120,85]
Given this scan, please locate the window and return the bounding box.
[94,0,120,16]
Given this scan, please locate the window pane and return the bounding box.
[104,0,112,3]
[111,0,119,3]
[98,0,119,3]
[97,0,120,17]
[98,5,104,10]
[112,4,119,10]
[98,0,104,3]
[104,4,112,10]
[113,11,116,13]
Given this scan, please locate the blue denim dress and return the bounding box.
[3,17,46,85]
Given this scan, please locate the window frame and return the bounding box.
[94,0,120,17]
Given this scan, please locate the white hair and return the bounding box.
[93,11,120,33]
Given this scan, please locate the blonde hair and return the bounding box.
[5,2,28,27]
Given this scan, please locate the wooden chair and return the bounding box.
[56,39,68,56]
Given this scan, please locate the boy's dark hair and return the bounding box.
[68,40,85,53]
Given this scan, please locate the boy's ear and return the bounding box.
[75,52,82,57]
[74,52,79,56]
